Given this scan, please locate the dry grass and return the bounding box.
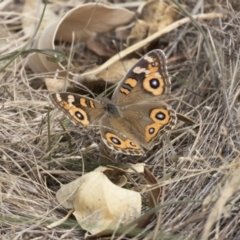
[1,0,240,239]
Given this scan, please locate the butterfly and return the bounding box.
[50,49,177,155]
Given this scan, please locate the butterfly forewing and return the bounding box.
[111,49,171,105]
[50,93,104,126]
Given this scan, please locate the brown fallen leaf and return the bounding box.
[86,36,117,58]
[91,58,138,83]
[127,0,181,46]
[136,167,162,229]
[28,3,135,78]
[56,166,141,235]
[45,78,71,93]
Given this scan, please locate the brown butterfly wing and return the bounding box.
[100,101,177,154]
[100,116,145,155]
[111,49,171,105]
[50,93,104,126]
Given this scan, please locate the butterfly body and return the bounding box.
[50,50,177,155]
[104,102,121,118]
